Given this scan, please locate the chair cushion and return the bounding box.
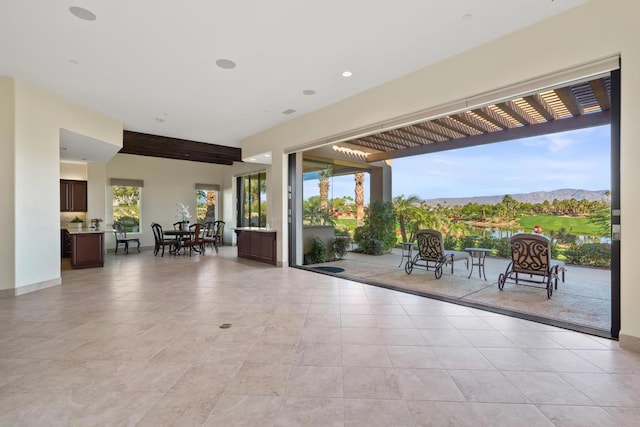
[444,250,470,263]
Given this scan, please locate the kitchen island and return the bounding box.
[234,227,277,266]
[65,229,105,269]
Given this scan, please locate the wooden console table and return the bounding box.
[234,228,277,265]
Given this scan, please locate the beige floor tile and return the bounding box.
[294,342,342,366]
[344,399,413,427]
[203,394,281,427]
[274,397,343,427]
[448,370,528,403]
[0,252,630,425]
[397,368,465,401]
[136,392,219,426]
[538,405,620,427]
[342,344,393,367]
[387,345,442,369]
[503,371,594,405]
[343,367,402,399]
[284,365,343,397]
[406,401,479,427]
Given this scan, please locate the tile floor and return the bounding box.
[1,247,639,426]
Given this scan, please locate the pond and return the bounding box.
[458,224,611,244]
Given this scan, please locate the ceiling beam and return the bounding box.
[367,110,610,162]
[554,87,582,116]
[472,108,509,130]
[121,131,242,165]
[523,94,556,122]
[590,78,611,111]
[495,100,532,125]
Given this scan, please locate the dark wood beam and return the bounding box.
[523,94,556,122]
[121,131,242,165]
[451,112,493,133]
[368,133,414,149]
[554,87,582,116]
[384,130,423,147]
[367,110,610,162]
[394,127,434,145]
[472,108,509,130]
[433,117,473,137]
[495,101,532,125]
[590,78,611,111]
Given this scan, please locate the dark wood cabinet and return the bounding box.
[235,229,277,265]
[70,232,104,269]
[60,179,87,212]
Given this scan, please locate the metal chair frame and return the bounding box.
[498,233,564,299]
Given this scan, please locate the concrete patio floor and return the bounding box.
[314,248,612,333]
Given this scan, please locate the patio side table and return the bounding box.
[465,247,492,281]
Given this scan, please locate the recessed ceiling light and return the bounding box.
[302,89,316,95]
[69,6,96,21]
[216,59,237,69]
[69,59,79,64]
[60,147,68,151]
[81,158,87,161]
[249,158,256,161]
[462,13,473,21]
[282,108,296,115]
[342,71,353,77]
[155,117,165,123]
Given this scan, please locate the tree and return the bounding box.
[393,194,422,243]
[355,172,365,226]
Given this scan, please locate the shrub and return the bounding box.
[353,201,397,254]
[494,237,511,258]
[564,243,610,268]
[330,236,350,260]
[304,236,327,265]
[362,239,384,255]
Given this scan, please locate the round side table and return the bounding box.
[465,247,491,280]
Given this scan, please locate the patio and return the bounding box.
[313,248,612,333]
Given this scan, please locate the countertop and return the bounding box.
[233,227,275,233]
[63,228,106,235]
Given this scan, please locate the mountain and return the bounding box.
[421,189,609,207]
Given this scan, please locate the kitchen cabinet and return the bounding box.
[69,231,104,269]
[234,228,277,265]
[60,179,87,212]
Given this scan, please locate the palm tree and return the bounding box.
[393,194,422,243]
[355,172,365,226]
[319,169,331,212]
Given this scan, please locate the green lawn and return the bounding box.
[334,218,357,231]
[519,214,604,235]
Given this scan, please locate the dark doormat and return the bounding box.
[311,266,345,274]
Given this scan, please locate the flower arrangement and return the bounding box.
[176,203,191,222]
[91,218,103,229]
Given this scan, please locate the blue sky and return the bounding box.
[303,125,610,201]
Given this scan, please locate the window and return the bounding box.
[111,179,143,233]
[196,186,219,223]
[237,172,267,227]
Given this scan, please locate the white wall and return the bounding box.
[241,0,640,339]
[60,162,87,180]
[11,79,122,290]
[105,154,229,249]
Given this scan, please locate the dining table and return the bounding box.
[163,229,197,254]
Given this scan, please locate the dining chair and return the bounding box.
[151,222,176,257]
[182,223,203,256]
[113,221,140,254]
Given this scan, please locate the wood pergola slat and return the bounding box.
[554,86,582,116]
[523,94,556,122]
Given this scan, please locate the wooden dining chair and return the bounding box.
[151,222,176,257]
[182,223,203,256]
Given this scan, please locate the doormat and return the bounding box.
[311,266,345,274]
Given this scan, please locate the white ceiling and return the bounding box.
[1,0,587,161]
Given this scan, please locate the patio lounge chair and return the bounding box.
[405,229,469,279]
[498,233,566,298]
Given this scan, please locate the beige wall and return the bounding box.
[60,162,87,180]
[105,154,229,249]
[242,0,640,339]
[10,78,122,291]
[0,77,16,292]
